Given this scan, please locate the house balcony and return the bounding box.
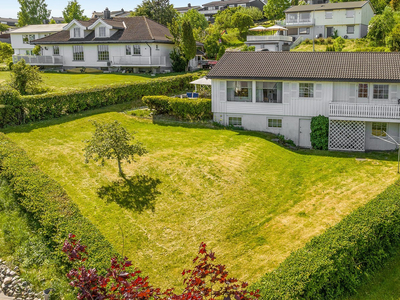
[13,55,63,65]
[280,19,314,27]
[246,35,293,42]
[329,103,400,120]
[112,56,167,67]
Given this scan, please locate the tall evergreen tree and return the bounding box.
[62,0,88,23]
[181,20,197,71]
[17,0,51,26]
[131,0,177,26]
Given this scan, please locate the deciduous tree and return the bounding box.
[386,24,400,50]
[263,0,290,20]
[17,0,51,26]
[232,11,254,39]
[131,0,177,26]
[368,6,397,45]
[62,0,88,23]
[180,9,208,41]
[84,120,147,177]
[9,59,43,95]
[0,42,13,63]
[0,24,9,33]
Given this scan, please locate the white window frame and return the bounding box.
[346,9,354,18]
[347,25,355,34]
[325,11,333,19]
[133,44,141,55]
[72,45,84,61]
[372,122,387,137]
[299,83,314,98]
[373,84,389,99]
[99,26,106,37]
[97,45,109,61]
[228,116,242,126]
[126,45,132,55]
[227,81,252,102]
[358,83,368,98]
[268,119,282,128]
[74,27,81,38]
[299,27,310,35]
[53,46,60,55]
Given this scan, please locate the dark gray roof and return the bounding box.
[203,0,253,7]
[207,52,400,83]
[285,1,370,13]
[32,17,173,45]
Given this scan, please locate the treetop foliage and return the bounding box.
[9,59,43,95]
[17,0,51,26]
[131,0,177,26]
[62,0,88,23]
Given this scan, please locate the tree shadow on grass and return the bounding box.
[97,175,161,213]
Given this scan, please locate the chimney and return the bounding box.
[121,8,124,12]
[103,7,111,19]
[188,3,191,7]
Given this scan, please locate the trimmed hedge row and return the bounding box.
[0,133,116,272]
[0,72,206,126]
[254,179,400,299]
[310,115,329,150]
[142,95,212,121]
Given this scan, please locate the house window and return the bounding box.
[74,27,81,38]
[325,11,333,19]
[133,45,140,55]
[299,27,310,34]
[97,45,109,61]
[72,45,84,61]
[347,25,354,34]
[155,44,159,50]
[53,46,60,55]
[256,82,282,103]
[358,84,368,98]
[99,27,106,37]
[229,117,242,126]
[373,84,389,99]
[346,9,354,18]
[227,81,252,102]
[372,122,387,137]
[126,45,132,55]
[22,34,35,44]
[288,13,298,23]
[288,28,298,35]
[268,119,282,128]
[299,83,314,97]
[300,12,311,22]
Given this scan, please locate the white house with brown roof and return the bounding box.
[13,15,184,73]
[199,0,265,21]
[282,1,375,40]
[208,52,400,151]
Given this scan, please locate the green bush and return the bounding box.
[0,84,21,105]
[0,134,116,272]
[254,179,400,300]
[1,72,206,127]
[142,95,212,121]
[310,115,329,150]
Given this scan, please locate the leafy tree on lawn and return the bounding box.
[204,32,220,59]
[169,48,187,72]
[214,7,240,30]
[0,24,9,33]
[17,0,51,26]
[9,59,43,95]
[84,120,147,178]
[386,23,400,50]
[263,0,290,20]
[239,6,264,21]
[0,42,13,63]
[232,12,254,39]
[131,0,177,26]
[368,6,398,45]
[62,0,88,23]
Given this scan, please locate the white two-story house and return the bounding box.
[208,51,400,151]
[12,13,180,73]
[10,24,65,55]
[283,1,375,40]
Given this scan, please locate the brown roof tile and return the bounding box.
[207,51,400,83]
[32,17,172,44]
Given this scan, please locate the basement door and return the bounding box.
[299,119,312,148]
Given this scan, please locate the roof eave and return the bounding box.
[31,39,174,44]
[207,76,400,83]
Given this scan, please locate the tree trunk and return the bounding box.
[117,158,124,178]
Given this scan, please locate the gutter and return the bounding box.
[206,76,400,83]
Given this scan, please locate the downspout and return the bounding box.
[146,42,152,66]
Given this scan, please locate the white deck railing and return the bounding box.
[330,103,400,119]
[13,55,63,65]
[112,56,166,66]
[282,19,314,26]
[246,35,293,42]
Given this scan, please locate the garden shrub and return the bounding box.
[142,96,212,121]
[310,115,329,150]
[254,179,400,299]
[0,134,116,272]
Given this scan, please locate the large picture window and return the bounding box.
[372,122,387,137]
[256,82,282,103]
[288,13,298,23]
[358,83,368,98]
[300,12,311,22]
[133,45,140,55]
[97,45,109,61]
[299,27,310,34]
[22,34,35,44]
[72,45,84,61]
[299,83,314,97]
[373,84,389,99]
[227,81,252,102]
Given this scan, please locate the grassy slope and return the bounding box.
[0,71,185,90]
[2,108,399,290]
[291,39,388,52]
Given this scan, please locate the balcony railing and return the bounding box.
[330,103,400,119]
[112,56,166,66]
[283,19,314,26]
[13,55,63,65]
[246,35,293,42]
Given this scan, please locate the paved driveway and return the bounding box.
[0,292,13,300]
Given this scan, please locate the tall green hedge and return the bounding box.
[310,115,329,150]
[254,179,400,299]
[0,134,116,272]
[142,95,212,121]
[0,72,206,127]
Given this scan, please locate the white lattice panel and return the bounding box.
[329,120,365,151]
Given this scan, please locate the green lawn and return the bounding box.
[2,106,399,290]
[0,71,184,90]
